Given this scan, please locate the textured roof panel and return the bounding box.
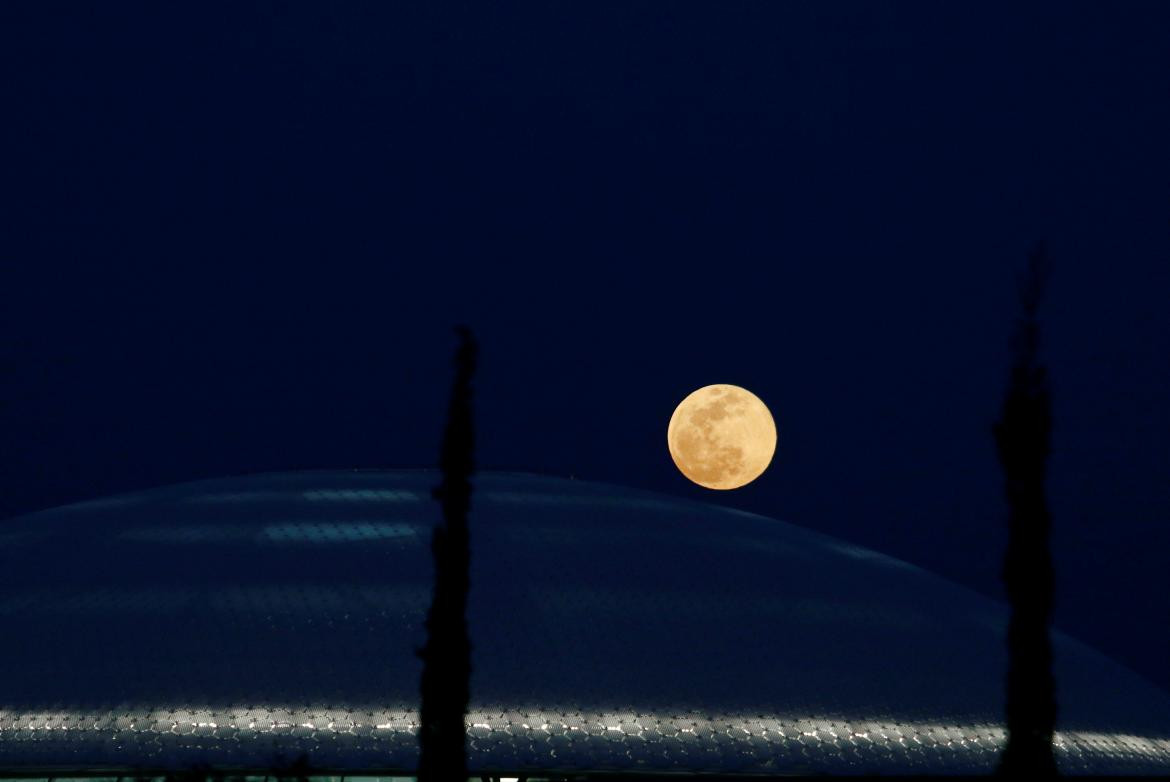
[0,470,1167,774]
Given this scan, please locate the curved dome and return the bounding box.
[0,470,1167,775]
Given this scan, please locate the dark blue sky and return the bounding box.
[3,2,1169,694]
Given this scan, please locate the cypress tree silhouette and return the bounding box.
[994,243,1058,776]
[417,326,477,782]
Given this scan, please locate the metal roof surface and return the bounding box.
[0,469,1167,775]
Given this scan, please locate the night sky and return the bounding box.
[3,2,1169,698]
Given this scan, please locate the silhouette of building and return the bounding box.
[0,470,1168,777]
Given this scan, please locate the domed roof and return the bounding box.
[0,470,1167,775]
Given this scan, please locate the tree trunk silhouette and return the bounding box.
[417,326,477,782]
[995,244,1058,776]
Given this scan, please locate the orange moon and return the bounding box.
[667,384,777,490]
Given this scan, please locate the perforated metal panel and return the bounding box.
[0,470,1167,775]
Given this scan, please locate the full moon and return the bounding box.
[668,384,777,490]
